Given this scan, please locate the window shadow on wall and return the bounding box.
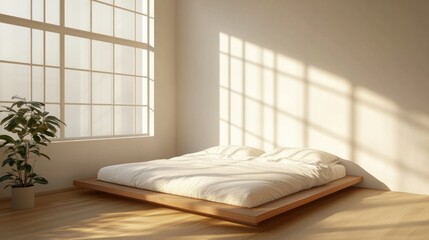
[218,32,429,190]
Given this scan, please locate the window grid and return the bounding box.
[0,0,154,140]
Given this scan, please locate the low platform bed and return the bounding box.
[74,146,363,225]
[74,176,362,225]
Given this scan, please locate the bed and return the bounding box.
[74,146,363,225]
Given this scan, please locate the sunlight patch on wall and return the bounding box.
[217,32,429,193]
[307,66,352,158]
[219,32,353,155]
[218,33,429,193]
[219,33,307,149]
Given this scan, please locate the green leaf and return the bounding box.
[33,176,48,185]
[30,149,40,156]
[28,118,37,128]
[24,164,32,173]
[46,124,58,132]
[0,135,14,144]
[44,131,56,138]
[12,95,26,101]
[30,143,39,150]
[0,175,13,182]
[4,117,20,131]
[29,101,44,108]
[8,159,16,166]
[16,101,25,108]
[33,135,42,143]
[2,158,15,167]
[17,145,27,159]
[46,116,66,126]
[3,106,17,113]
[0,114,14,125]
[40,153,50,160]
[40,134,48,140]
[16,160,25,171]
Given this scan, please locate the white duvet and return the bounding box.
[98,149,345,208]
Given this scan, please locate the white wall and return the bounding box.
[0,0,176,198]
[176,0,429,194]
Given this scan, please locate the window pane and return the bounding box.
[115,7,135,40]
[32,29,44,64]
[0,23,30,63]
[92,106,113,136]
[149,0,154,17]
[32,66,44,102]
[92,2,113,36]
[149,50,154,79]
[0,63,30,101]
[136,77,147,105]
[114,106,134,135]
[115,0,135,11]
[149,79,154,109]
[65,35,90,70]
[114,44,135,75]
[32,0,44,22]
[46,32,60,66]
[136,14,148,43]
[136,49,147,76]
[46,0,60,25]
[0,0,30,19]
[65,105,90,138]
[45,104,60,124]
[92,40,113,72]
[136,0,148,14]
[45,67,60,102]
[149,108,154,135]
[65,0,90,31]
[65,70,90,103]
[115,75,135,104]
[136,106,148,134]
[149,17,154,47]
[92,73,113,104]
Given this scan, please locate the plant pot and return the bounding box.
[11,185,35,210]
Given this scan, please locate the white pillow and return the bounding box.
[180,145,265,159]
[203,145,265,157]
[258,147,339,167]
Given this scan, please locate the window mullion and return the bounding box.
[89,1,93,137]
[146,0,150,135]
[112,3,116,136]
[59,0,65,139]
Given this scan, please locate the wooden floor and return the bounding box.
[1,187,429,240]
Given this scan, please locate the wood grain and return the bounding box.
[73,176,363,225]
[2,186,429,240]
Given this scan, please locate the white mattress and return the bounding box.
[330,164,346,180]
[98,154,346,208]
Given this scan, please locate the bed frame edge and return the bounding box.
[73,175,363,226]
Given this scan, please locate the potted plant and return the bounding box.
[0,96,65,209]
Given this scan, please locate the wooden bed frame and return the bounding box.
[74,176,362,226]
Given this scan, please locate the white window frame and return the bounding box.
[0,0,155,140]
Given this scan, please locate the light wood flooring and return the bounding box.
[1,187,429,240]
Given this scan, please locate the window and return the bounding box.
[0,0,154,139]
